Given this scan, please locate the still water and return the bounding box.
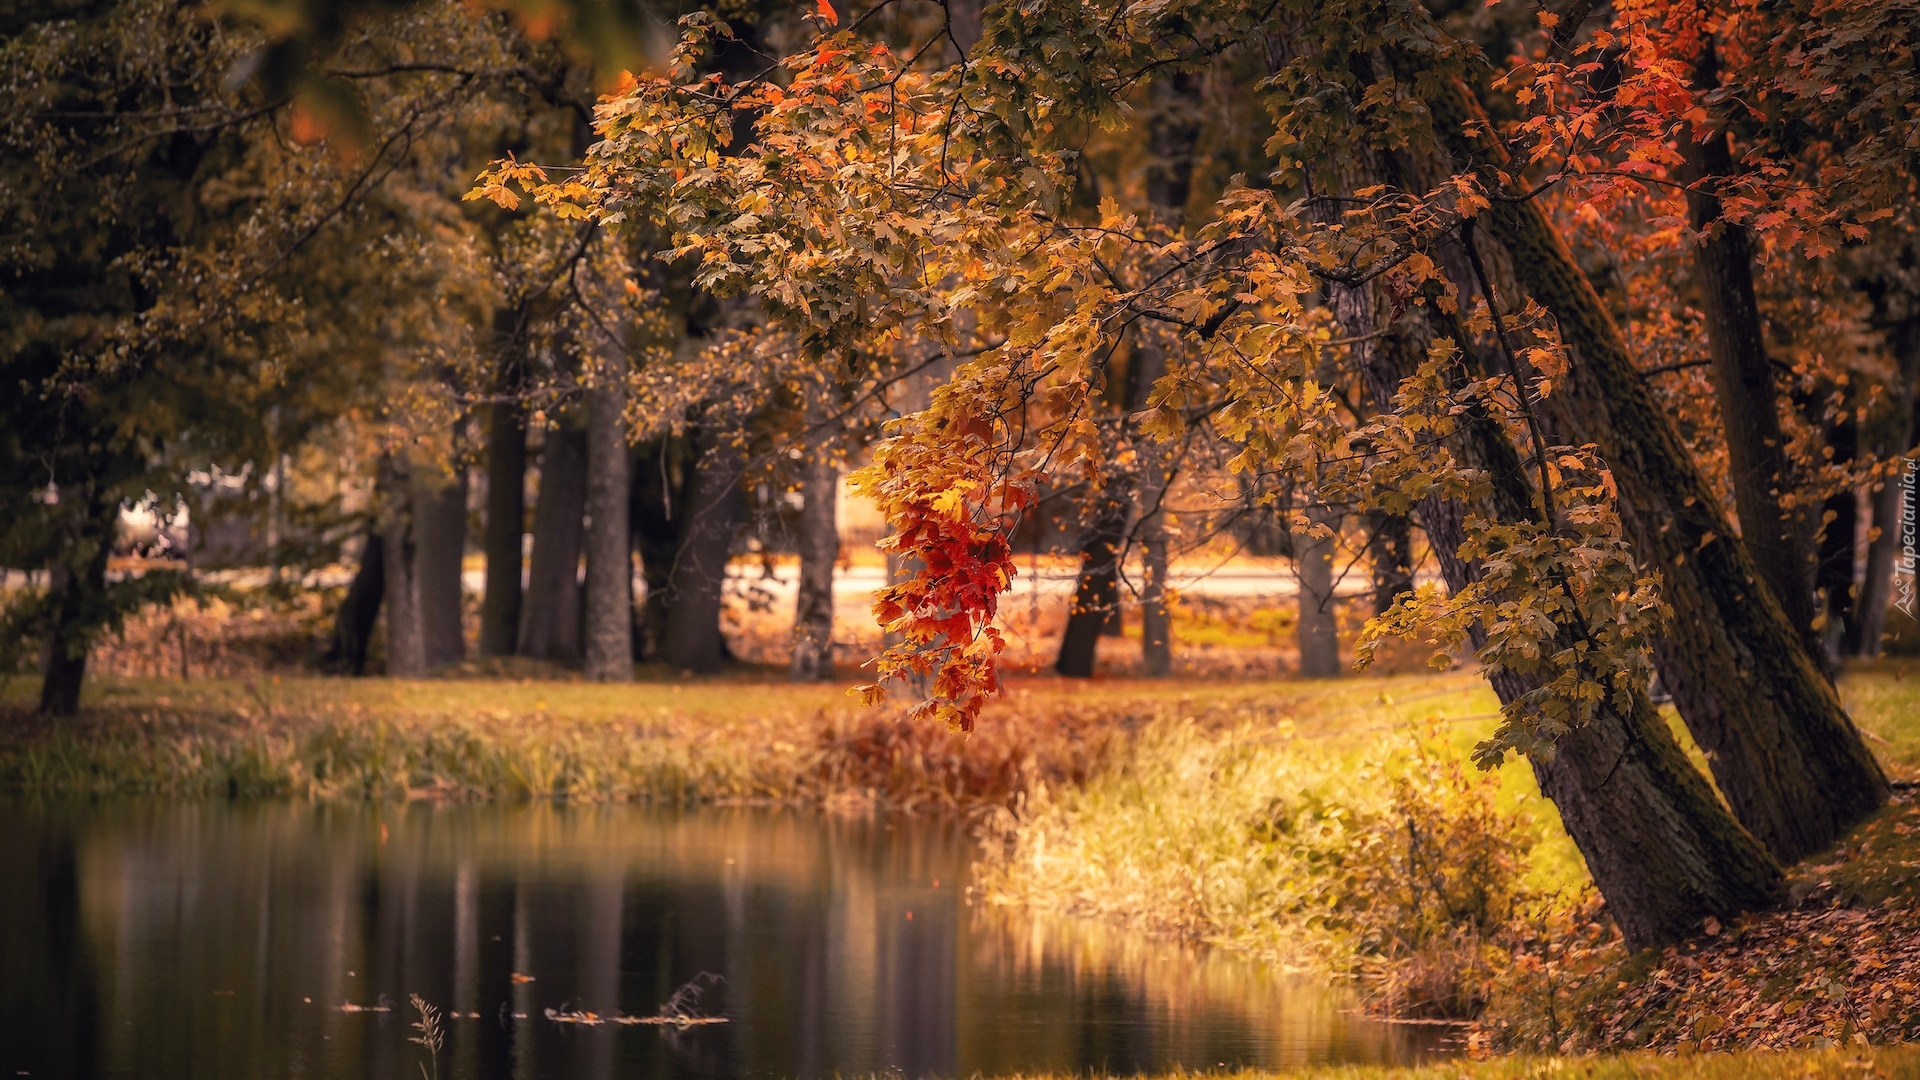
[0,799,1448,1078]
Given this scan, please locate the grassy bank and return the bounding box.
[6,661,1918,1058]
[972,661,1920,1038]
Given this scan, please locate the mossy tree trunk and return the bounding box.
[1420,75,1888,865]
[1361,303,1783,950]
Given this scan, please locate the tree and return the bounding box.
[481,0,1899,943]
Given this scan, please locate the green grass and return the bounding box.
[1838,661,1920,781]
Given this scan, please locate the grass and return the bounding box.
[990,1045,1920,1078]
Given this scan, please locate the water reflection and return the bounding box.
[0,799,1447,1078]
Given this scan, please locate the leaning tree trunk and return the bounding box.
[660,426,745,674]
[582,364,633,682]
[1418,72,1888,864]
[1683,55,1825,668]
[518,425,587,662]
[1361,299,1782,949]
[789,394,840,682]
[479,342,527,658]
[413,451,468,670]
[379,452,427,678]
[1850,316,1920,657]
[323,528,384,676]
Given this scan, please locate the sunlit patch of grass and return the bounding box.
[1839,658,1920,780]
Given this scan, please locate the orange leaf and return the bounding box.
[815,0,839,23]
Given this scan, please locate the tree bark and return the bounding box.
[1055,496,1127,677]
[36,510,112,716]
[323,528,384,676]
[1362,305,1783,951]
[582,366,633,682]
[789,441,840,682]
[479,358,527,658]
[379,452,427,679]
[1056,73,1201,678]
[1139,493,1173,677]
[413,452,467,670]
[1295,507,1342,679]
[1420,74,1889,864]
[1682,52,1825,668]
[1814,418,1858,662]
[518,425,587,662]
[1368,511,1415,614]
[659,426,744,673]
[632,437,686,661]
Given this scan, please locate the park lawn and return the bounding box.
[1,660,1913,893]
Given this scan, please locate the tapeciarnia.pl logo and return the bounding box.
[1898,458,1918,619]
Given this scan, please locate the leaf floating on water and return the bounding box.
[337,1001,392,1013]
[510,973,535,984]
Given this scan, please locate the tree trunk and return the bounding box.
[1419,74,1889,864]
[659,427,744,673]
[380,452,427,678]
[518,425,587,662]
[323,528,384,676]
[632,437,686,661]
[1368,511,1415,614]
[479,381,527,658]
[1814,418,1858,663]
[1055,74,1202,678]
[1139,504,1173,677]
[1295,507,1342,679]
[1055,496,1127,678]
[1850,317,1920,657]
[36,512,112,716]
[790,405,840,682]
[413,453,467,670]
[1363,304,1783,951]
[582,368,633,682]
[1682,55,1825,668]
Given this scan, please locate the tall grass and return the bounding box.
[0,672,1130,811]
[975,714,1553,1019]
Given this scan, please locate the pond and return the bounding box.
[0,799,1451,1079]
